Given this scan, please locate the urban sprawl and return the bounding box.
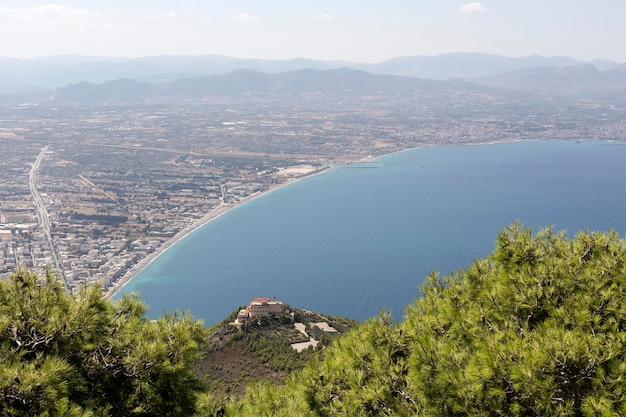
[1,90,625,292]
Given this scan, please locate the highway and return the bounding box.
[28,146,69,291]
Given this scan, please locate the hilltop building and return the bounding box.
[237,297,286,323]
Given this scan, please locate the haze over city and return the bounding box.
[1,0,625,63]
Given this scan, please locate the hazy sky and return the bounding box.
[0,1,624,62]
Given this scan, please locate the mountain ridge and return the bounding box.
[0,52,622,90]
[472,63,626,93]
[46,64,626,105]
[51,67,490,104]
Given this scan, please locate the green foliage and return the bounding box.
[225,313,335,373]
[7,225,626,416]
[207,224,626,416]
[403,223,626,416]
[0,268,207,416]
[232,381,314,417]
[232,331,313,373]
[194,308,356,401]
[300,312,416,416]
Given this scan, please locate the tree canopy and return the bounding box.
[0,268,206,417]
[4,224,626,416]
[207,224,626,416]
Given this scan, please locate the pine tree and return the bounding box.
[219,224,626,416]
[0,268,207,416]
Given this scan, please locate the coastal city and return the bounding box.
[3,0,626,413]
[1,86,625,293]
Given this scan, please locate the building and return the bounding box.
[237,297,286,323]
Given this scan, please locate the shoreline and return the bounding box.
[104,138,525,299]
[104,165,333,299]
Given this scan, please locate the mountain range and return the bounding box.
[0,52,625,105]
[1,52,622,87]
[473,63,626,93]
[51,68,491,104]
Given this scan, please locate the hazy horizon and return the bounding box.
[1,1,625,63]
[1,51,623,65]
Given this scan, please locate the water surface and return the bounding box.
[116,141,626,325]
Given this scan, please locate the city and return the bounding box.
[0,86,625,292]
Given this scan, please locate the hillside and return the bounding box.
[194,307,356,398]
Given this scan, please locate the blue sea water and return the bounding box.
[115,140,626,325]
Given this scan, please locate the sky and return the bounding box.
[0,1,624,63]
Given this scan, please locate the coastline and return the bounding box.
[104,165,333,299]
[104,140,525,299]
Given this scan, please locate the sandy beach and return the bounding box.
[104,143,508,299]
[104,165,332,299]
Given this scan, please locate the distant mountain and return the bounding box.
[52,79,155,103]
[0,68,23,87]
[0,72,53,105]
[2,55,624,105]
[351,53,600,79]
[1,60,171,88]
[53,68,487,104]
[32,63,626,105]
[591,59,623,71]
[472,64,626,94]
[0,53,621,89]
[0,90,52,106]
[0,55,344,89]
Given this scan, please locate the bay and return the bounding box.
[114,140,626,325]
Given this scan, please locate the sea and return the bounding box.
[114,140,626,325]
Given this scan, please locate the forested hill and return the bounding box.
[194,306,356,398]
[3,223,626,416]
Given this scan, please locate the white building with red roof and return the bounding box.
[236,297,285,323]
